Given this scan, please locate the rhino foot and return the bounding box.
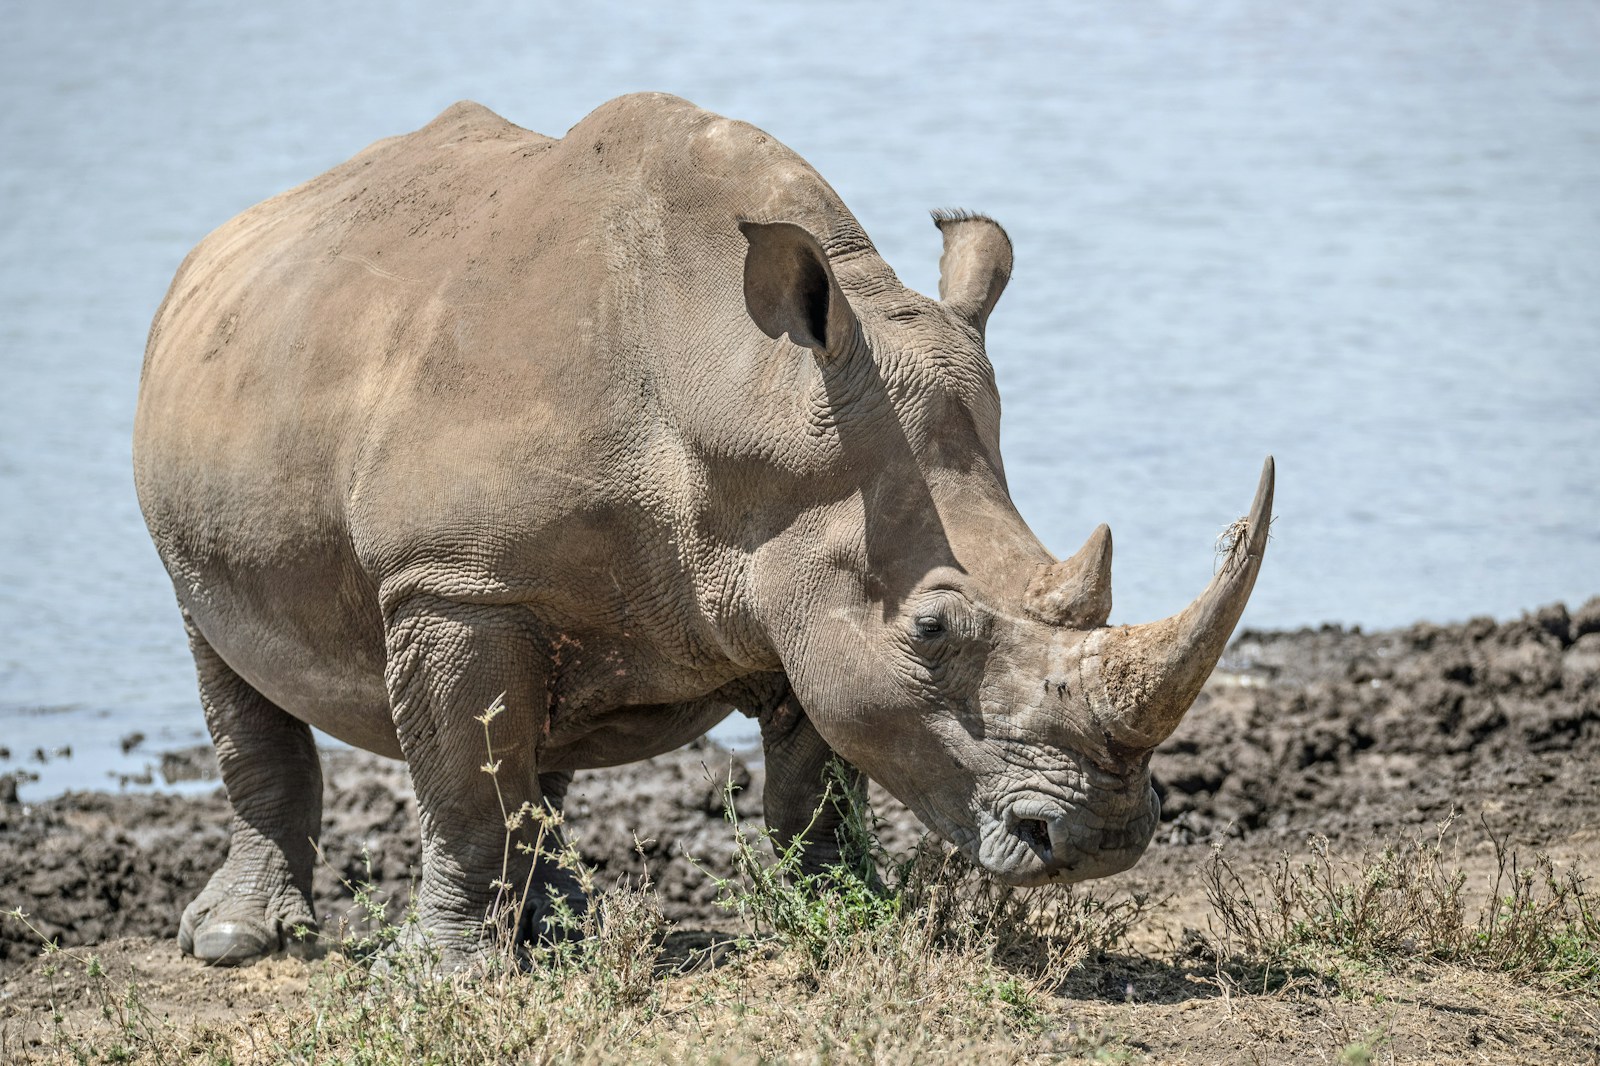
[360,875,594,977]
[178,868,318,967]
[516,870,593,947]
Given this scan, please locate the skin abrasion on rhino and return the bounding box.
[133,93,1273,968]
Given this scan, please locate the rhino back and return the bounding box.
[133,94,885,738]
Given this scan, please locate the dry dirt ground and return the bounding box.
[2,600,1599,1063]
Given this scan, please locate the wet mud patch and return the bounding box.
[1153,598,1600,848]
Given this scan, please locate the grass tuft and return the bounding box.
[1201,815,1600,995]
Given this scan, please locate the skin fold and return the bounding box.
[133,93,1271,968]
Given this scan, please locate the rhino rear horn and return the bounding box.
[932,210,1012,332]
[1086,457,1275,749]
[1025,524,1113,628]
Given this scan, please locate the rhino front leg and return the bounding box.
[179,613,321,965]
[760,691,871,880]
[383,596,582,967]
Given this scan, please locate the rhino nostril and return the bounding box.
[1014,817,1051,852]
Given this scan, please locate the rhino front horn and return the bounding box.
[1083,457,1275,750]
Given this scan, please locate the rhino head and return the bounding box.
[739,212,1272,886]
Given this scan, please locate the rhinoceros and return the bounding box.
[133,93,1271,967]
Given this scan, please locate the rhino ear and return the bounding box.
[933,210,1012,332]
[739,220,859,360]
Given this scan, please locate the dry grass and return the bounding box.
[4,762,1152,1064]
[1200,816,1600,996]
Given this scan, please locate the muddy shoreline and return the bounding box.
[4,600,1598,975]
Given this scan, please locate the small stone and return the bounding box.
[1532,602,1572,647]
[1573,596,1600,639]
[160,746,220,785]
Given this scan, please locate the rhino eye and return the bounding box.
[913,615,946,639]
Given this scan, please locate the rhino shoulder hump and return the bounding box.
[412,99,542,146]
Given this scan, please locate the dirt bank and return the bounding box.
[5,600,1599,973]
[1157,597,1600,847]
[3,601,1599,1061]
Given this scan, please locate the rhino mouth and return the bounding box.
[972,785,1160,887]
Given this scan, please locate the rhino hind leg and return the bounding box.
[760,692,873,883]
[384,596,577,968]
[179,614,322,966]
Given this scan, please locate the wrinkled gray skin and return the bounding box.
[133,94,1272,968]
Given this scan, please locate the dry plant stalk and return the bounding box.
[1201,816,1600,994]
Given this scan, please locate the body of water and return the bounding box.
[2,0,1597,797]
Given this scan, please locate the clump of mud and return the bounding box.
[3,600,1597,973]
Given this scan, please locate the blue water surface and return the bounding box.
[2,1,1596,796]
